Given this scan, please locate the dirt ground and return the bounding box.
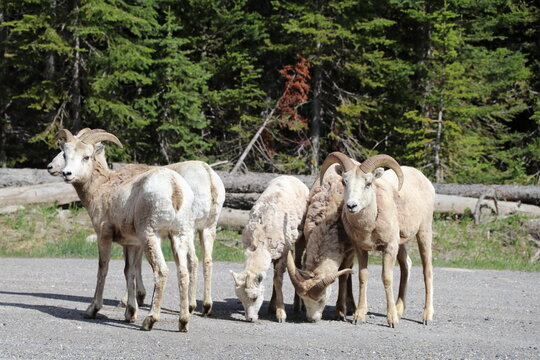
[0,258,538,359]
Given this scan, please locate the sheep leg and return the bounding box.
[396,244,411,318]
[187,234,198,314]
[120,248,146,307]
[123,246,139,323]
[85,234,112,319]
[293,236,306,312]
[336,249,356,319]
[141,233,169,331]
[382,244,399,328]
[268,284,277,314]
[272,260,287,323]
[171,232,192,332]
[417,228,434,325]
[199,227,215,316]
[135,250,146,306]
[352,249,369,325]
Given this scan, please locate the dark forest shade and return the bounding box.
[0,0,538,184]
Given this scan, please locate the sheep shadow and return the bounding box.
[0,291,141,330]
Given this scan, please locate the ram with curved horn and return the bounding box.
[57,128,199,332]
[320,151,435,327]
[286,162,356,322]
[50,128,225,317]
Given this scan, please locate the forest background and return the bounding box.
[1,0,539,185]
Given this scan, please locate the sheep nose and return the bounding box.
[47,164,53,170]
[346,202,358,212]
[62,170,72,177]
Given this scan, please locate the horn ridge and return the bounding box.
[320,152,355,184]
[56,129,76,142]
[286,251,309,296]
[80,131,123,148]
[359,154,404,191]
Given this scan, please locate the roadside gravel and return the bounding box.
[0,258,538,359]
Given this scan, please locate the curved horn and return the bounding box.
[56,129,76,142]
[306,268,353,300]
[320,152,356,184]
[80,131,123,148]
[75,128,92,136]
[286,251,309,296]
[77,128,107,140]
[359,154,404,191]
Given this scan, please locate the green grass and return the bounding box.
[0,204,538,271]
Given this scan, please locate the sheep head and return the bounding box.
[320,152,403,214]
[230,270,266,322]
[48,128,106,176]
[286,252,352,322]
[57,128,122,184]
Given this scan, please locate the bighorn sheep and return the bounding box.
[286,164,355,322]
[312,152,435,327]
[231,176,309,323]
[58,128,198,332]
[48,129,225,316]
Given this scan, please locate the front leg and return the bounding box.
[273,259,287,323]
[352,249,368,324]
[85,231,112,319]
[382,244,399,327]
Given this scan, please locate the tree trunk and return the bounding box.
[310,65,322,175]
[71,0,82,130]
[434,107,443,183]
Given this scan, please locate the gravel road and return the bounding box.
[0,257,538,359]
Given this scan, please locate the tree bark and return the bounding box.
[71,0,82,130]
[310,65,322,175]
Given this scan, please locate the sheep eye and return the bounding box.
[365,182,372,188]
[342,178,348,186]
[83,156,90,161]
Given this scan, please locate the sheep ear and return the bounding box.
[93,143,105,156]
[255,272,265,284]
[230,270,245,286]
[373,167,385,179]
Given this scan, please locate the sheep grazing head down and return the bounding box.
[57,129,122,184]
[286,252,352,322]
[320,152,404,214]
[231,270,265,322]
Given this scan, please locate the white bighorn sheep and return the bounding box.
[58,128,197,332]
[286,163,356,322]
[48,129,226,316]
[231,176,309,323]
[314,152,435,327]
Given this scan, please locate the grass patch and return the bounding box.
[0,205,538,271]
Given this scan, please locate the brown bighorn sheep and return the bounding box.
[231,176,309,323]
[58,129,197,332]
[48,129,225,316]
[318,152,435,327]
[286,164,355,322]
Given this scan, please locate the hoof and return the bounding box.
[189,304,196,314]
[202,303,212,317]
[125,305,137,323]
[141,316,156,331]
[179,320,189,332]
[84,305,99,319]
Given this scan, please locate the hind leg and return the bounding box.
[417,227,434,325]
[141,232,169,331]
[199,227,216,316]
[396,244,411,318]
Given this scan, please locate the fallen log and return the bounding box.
[1,167,540,206]
[2,181,540,218]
